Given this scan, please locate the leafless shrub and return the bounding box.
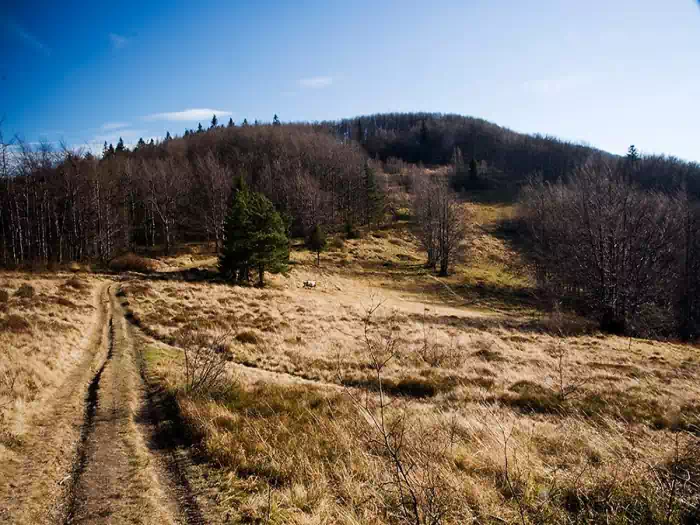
[547,304,592,403]
[342,300,459,524]
[413,174,470,276]
[179,330,232,395]
[416,309,462,367]
[109,253,161,273]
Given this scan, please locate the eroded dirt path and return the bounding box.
[1,283,207,524]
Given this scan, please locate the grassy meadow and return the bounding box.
[114,202,700,524]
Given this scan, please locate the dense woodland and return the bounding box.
[325,113,700,196]
[2,113,700,338]
[0,122,374,266]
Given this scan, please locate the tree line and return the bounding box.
[519,148,700,340]
[0,122,379,267]
[324,112,700,198]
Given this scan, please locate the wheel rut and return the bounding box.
[55,284,202,525]
[62,317,114,524]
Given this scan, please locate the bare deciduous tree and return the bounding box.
[414,175,469,276]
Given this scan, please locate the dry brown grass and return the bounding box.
[0,273,101,449]
[108,253,162,273]
[123,202,700,523]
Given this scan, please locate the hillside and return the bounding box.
[1,199,698,524]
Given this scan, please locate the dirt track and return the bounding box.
[0,282,208,524]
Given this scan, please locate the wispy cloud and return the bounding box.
[299,76,333,89]
[101,121,130,131]
[3,18,51,56]
[109,33,129,49]
[523,74,592,95]
[143,108,232,122]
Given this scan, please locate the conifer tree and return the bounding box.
[210,114,218,129]
[227,117,234,128]
[219,178,288,286]
[242,118,249,127]
[136,138,146,149]
[197,123,204,133]
[165,131,172,142]
[116,137,125,152]
[273,114,281,126]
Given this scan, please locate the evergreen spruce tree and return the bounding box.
[165,131,172,142]
[219,177,251,283]
[625,144,640,182]
[210,114,218,129]
[149,139,155,146]
[136,138,146,150]
[273,114,281,126]
[102,141,109,158]
[242,118,249,127]
[116,137,125,152]
[309,224,326,266]
[219,178,288,286]
[197,123,204,133]
[108,143,115,156]
[227,117,234,128]
[247,192,289,286]
[184,129,190,137]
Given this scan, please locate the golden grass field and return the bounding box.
[1,202,699,524]
[0,273,101,449]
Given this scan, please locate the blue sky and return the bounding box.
[2,0,699,161]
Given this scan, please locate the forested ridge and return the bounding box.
[323,112,700,196]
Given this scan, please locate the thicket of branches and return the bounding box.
[0,123,376,267]
[519,155,700,339]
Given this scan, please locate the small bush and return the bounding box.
[14,284,35,299]
[64,276,86,290]
[109,253,160,273]
[236,331,261,344]
[329,236,345,251]
[0,314,31,333]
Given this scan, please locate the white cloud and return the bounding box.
[109,33,129,49]
[143,108,232,122]
[299,76,333,89]
[101,121,130,131]
[523,74,592,95]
